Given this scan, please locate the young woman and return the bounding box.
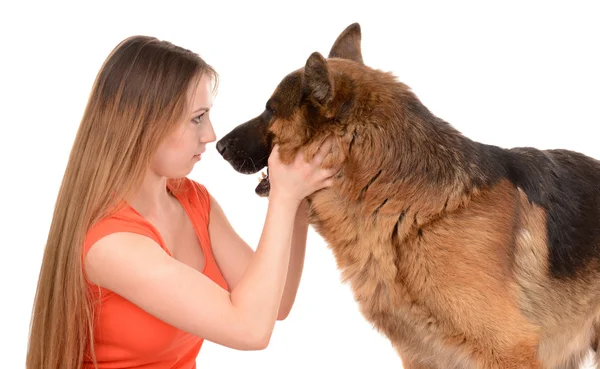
[26,35,337,369]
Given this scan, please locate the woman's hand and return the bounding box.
[267,138,339,205]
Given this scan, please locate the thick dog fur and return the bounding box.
[216,23,600,368]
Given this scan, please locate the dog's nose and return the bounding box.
[216,139,227,155]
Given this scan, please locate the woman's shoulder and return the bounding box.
[172,176,210,198]
[170,177,212,218]
[83,203,160,258]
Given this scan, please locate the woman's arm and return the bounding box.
[209,197,310,320]
[84,192,300,351]
[277,199,308,320]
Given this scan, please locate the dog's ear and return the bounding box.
[328,22,363,64]
[304,51,334,107]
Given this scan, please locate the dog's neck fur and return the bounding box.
[327,90,491,241]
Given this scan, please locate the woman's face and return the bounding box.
[151,73,216,179]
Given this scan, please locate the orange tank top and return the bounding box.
[82,178,229,369]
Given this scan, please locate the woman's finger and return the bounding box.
[321,166,340,178]
[269,144,280,162]
[322,178,334,188]
[313,137,334,165]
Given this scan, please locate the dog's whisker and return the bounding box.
[248,157,256,170]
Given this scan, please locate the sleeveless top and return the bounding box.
[82,178,229,369]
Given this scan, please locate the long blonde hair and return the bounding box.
[26,35,218,369]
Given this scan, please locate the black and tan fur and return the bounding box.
[216,23,600,369]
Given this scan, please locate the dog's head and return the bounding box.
[216,23,369,197]
[216,23,432,197]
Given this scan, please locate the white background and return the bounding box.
[1,1,599,368]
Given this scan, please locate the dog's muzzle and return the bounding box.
[216,134,271,197]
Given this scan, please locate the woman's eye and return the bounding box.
[192,113,205,124]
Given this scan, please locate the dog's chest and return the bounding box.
[308,204,479,368]
[324,233,477,368]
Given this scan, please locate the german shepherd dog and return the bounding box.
[216,23,600,369]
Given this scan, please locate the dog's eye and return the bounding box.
[264,104,276,120]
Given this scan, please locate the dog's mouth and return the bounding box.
[256,167,270,197]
